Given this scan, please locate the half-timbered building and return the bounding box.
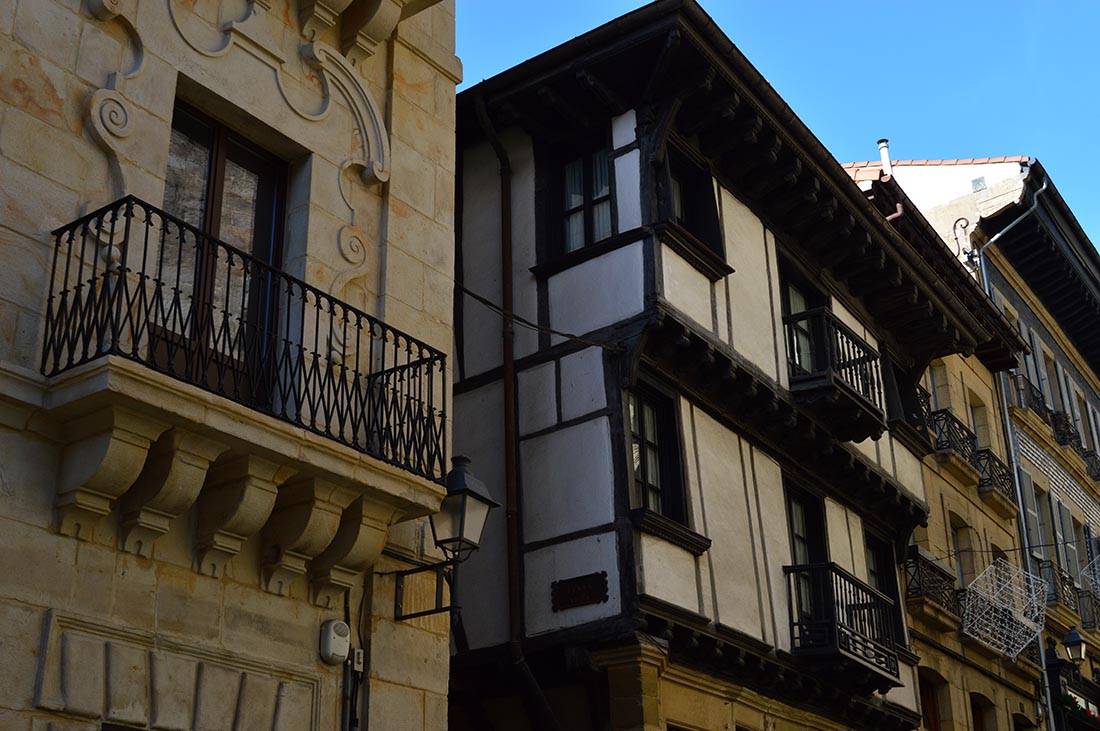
[450,3,1023,730]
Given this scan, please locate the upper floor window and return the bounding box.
[665,146,721,254]
[627,383,685,523]
[562,144,612,252]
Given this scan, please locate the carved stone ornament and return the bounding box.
[300,0,356,41]
[55,405,169,540]
[193,454,284,578]
[310,495,395,608]
[118,428,228,557]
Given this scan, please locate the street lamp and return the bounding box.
[393,456,499,621]
[1064,626,1087,666]
[429,456,499,562]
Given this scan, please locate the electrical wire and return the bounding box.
[919,534,1098,566]
[457,283,623,352]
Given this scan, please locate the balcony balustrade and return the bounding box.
[1081,587,1100,631]
[903,553,960,627]
[1079,447,1100,482]
[783,308,885,441]
[1053,411,1084,452]
[1042,559,1081,615]
[915,384,933,434]
[930,409,978,465]
[784,562,900,685]
[974,448,1018,517]
[1013,374,1051,424]
[42,196,447,483]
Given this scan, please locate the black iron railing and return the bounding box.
[783,307,883,412]
[975,449,1016,506]
[903,553,960,616]
[1053,411,1084,451]
[1042,559,1081,614]
[1082,588,1100,630]
[930,409,978,465]
[1020,637,1042,666]
[1014,374,1051,424]
[915,384,934,434]
[784,562,899,678]
[41,196,447,483]
[1079,447,1100,482]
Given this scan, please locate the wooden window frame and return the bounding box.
[626,379,687,525]
[558,134,615,255]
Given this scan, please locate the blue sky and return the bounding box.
[457,0,1099,244]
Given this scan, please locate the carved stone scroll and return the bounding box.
[118,428,228,557]
[55,405,169,540]
[193,454,284,578]
[261,476,355,597]
[310,495,395,608]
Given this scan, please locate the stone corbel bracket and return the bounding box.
[55,405,169,540]
[303,42,390,188]
[339,0,406,65]
[310,495,395,608]
[193,454,285,578]
[118,428,228,557]
[300,0,355,41]
[261,476,358,597]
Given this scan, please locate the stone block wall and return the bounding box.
[0,0,461,728]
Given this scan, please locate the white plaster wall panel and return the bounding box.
[660,245,714,332]
[750,448,792,652]
[851,436,879,465]
[525,531,621,635]
[614,149,643,230]
[884,663,920,714]
[765,229,787,388]
[680,405,716,620]
[520,418,616,544]
[611,109,637,149]
[889,162,1025,211]
[893,439,927,502]
[691,409,763,642]
[559,347,607,421]
[846,510,869,582]
[715,279,730,346]
[636,533,700,612]
[825,498,855,574]
[461,141,504,378]
[831,299,875,348]
[549,242,645,345]
[453,384,510,650]
[518,361,558,436]
[504,128,540,359]
[721,190,779,382]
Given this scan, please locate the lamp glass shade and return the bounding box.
[1064,627,1087,665]
[430,492,464,551]
[429,490,496,561]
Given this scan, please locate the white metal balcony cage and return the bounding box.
[961,558,1046,660]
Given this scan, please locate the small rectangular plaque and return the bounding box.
[551,571,609,612]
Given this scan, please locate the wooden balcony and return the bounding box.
[783,308,886,441]
[784,562,901,691]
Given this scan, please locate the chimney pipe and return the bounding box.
[877,138,893,177]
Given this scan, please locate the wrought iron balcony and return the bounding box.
[1013,374,1051,424]
[783,308,885,441]
[784,562,900,683]
[41,196,447,483]
[1080,447,1100,482]
[974,448,1018,517]
[1082,587,1100,630]
[930,408,978,466]
[904,552,960,618]
[1042,559,1081,615]
[915,384,933,434]
[1054,411,1084,451]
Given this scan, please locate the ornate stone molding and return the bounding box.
[340,0,407,64]
[193,454,284,578]
[34,609,318,729]
[300,0,355,41]
[118,428,228,557]
[55,405,168,540]
[261,476,354,596]
[311,495,395,608]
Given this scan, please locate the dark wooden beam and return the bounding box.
[576,69,628,113]
[536,85,592,129]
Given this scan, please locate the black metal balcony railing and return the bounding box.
[1014,374,1051,424]
[1042,559,1081,614]
[915,384,934,434]
[974,448,1016,506]
[1081,587,1100,630]
[41,196,447,482]
[930,408,978,466]
[903,553,960,616]
[1053,411,1084,451]
[785,562,899,678]
[1079,447,1100,482]
[784,307,884,412]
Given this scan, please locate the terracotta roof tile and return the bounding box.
[842,156,1030,169]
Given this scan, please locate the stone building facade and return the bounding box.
[0,0,460,729]
[448,3,1022,730]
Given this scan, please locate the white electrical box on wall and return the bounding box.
[319,619,351,665]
